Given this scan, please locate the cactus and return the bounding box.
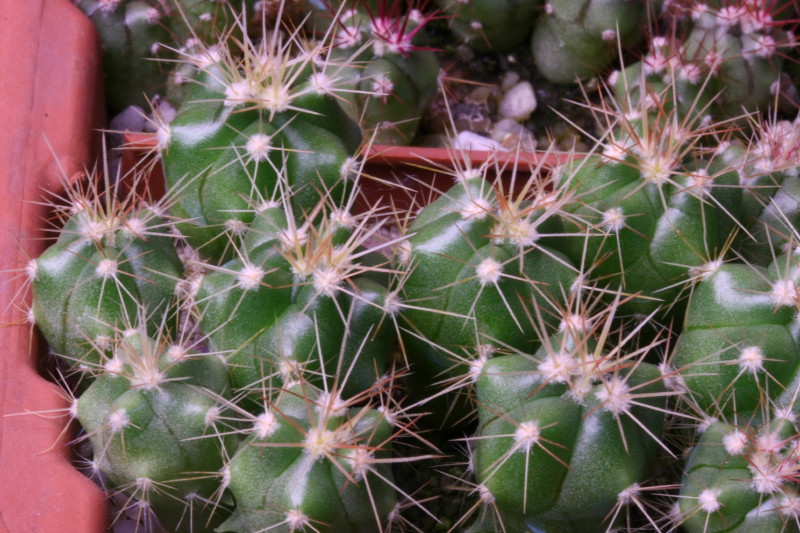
[160,19,362,259]
[77,0,267,111]
[740,116,800,263]
[26,2,800,532]
[613,1,798,123]
[195,183,397,404]
[677,415,800,533]
[325,1,441,144]
[76,0,172,112]
[531,0,647,84]
[435,0,543,53]
[30,173,182,371]
[679,0,796,118]
[217,375,404,533]
[472,293,669,531]
[397,153,579,426]
[76,322,236,532]
[552,77,748,321]
[672,258,800,417]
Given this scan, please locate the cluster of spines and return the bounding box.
[20,1,800,532]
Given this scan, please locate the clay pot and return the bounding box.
[0,1,108,531]
[121,133,576,215]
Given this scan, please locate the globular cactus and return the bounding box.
[532,0,648,84]
[195,185,397,404]
[77,0,265,111]
[672,255,800,417]
[679,0,797,118]
[434,0,543,53]
[613,0,798,122]
[76,323,236,532]
[160,20,362,259]
[677,415,800,533]
[397,156,579,426]
[472,298,669,532]
[166,0,258,43]
[30,175,182,371]
[77,0,171,112]
[741,116,800,263]
[553,89,743,320]
[217,376,403,533]
[31,3,800,532]
[325,1,441,144]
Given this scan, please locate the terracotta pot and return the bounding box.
[121,133,577,215]
[0,1,108,532]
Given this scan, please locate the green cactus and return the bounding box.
[739,118,800,263]
[472,312,668,531]
[614,1,798,123]
[680,0,795,118]
[76,325,236,532]
[29,2,800,532]
[217,377,403,532]
[553,88,745,320]
[397,160,578,427]
[195,191,396,404]
[435,0,543,53]
[77,0,172,112]
[77,0,267,111]
[531,0,646,84]
[30,177,182,370]
[160,25,362,259]
[678,417,800,533]
[672,259,800,417]
[327,1,441,144]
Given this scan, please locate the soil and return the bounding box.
[416,17,611,152]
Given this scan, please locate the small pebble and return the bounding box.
[499,81,537,122]
[452,131,507,151]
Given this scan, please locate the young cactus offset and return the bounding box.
[218,373,412,532]
[76,324,236,532]
[30,176,182,371]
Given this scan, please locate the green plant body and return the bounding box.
[31,198,182,369]
[327,1,441,144]
[532,0,646,84]
[473,331,667,532]
[218,379,399,532]
[399,167,577,426]
[76,329,236,532]
[672,259,800,417]
[678,418,800,533]
[435,0,543,53]
[196,197,395,403]
[160,31,362,259]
